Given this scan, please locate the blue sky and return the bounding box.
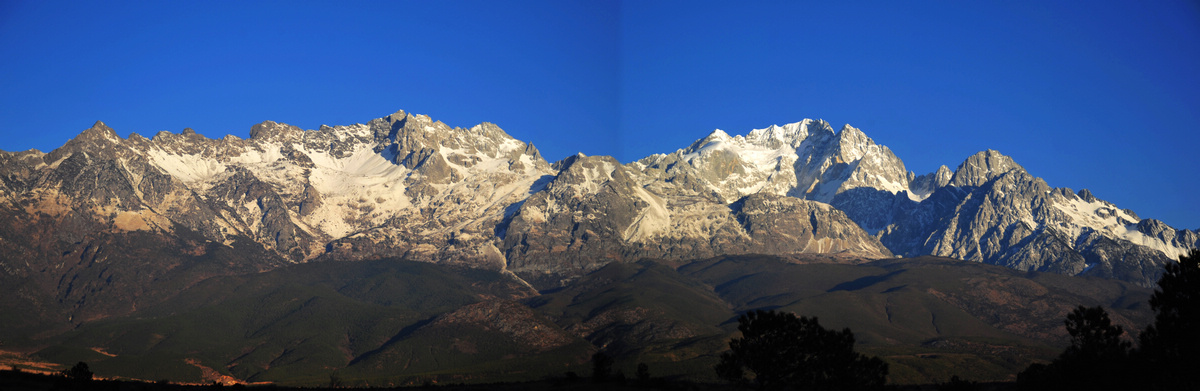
[1,1,1198,229]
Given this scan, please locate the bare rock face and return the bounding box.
[503,154,645,280]
[0,121,288,335]
[636,120,1194,287]
[876,150,1187,286]
[502,153,892,288]
[401,147,456,183]
[205,166,313,258]
[909,165,952,199]
[733,193,893,256]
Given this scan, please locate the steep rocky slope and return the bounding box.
[878,150,1186,285]
[503,154,889,287]
[639,119,1197,286]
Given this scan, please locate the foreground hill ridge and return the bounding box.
[19,255,1159,385]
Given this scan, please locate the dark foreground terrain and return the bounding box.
[3,255,1152,387]
[0,368,1020,391]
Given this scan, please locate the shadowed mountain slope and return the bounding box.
[23,255,1153,386]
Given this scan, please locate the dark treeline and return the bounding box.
[713,309,887,391]
[703,249,1200,391]
[1017,249,1200,391]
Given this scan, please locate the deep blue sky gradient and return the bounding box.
[2,1,1198,228]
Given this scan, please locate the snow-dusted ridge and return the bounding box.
[639,119,916,207]
[149,111,1198,280]
[0,109,1193,287]
[633,119,1195,285]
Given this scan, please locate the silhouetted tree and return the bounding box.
[1021,250,1200,390]
[715,309,887,390]
[1019,305,1132,390]
[939,375,979,391]
[636,362,650,382]
[1136,248,1200,390]
[591,351,613,382]
[63,362,92,382]
[1063,305,1132,362]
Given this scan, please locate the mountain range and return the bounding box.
[0,109,1191,384]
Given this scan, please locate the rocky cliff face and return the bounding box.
[634,119,915,233]
[876,150,1186,286]
[501,152,889,288]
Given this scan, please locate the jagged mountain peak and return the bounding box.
[89,120,115,132]
[935,164,952,178]
[638,117,914,206]
[744,121,808,148]
[723,119,837,151]
[680,119,845,156]
[949,149,1026,187]
[41,120,134,165]
[794,123,911,202]
[682,129,732,153]
[910,165,953,200]
[825,124,894,167]
[72,120,122,144]
[548,153,627,192]
[808,118,834,133]
[644,120,1197,286]
[470,121,513,139]
[1078,188,1098,203]
[247,120,304,140]
[707,128,731,140]
[836,124,871,147]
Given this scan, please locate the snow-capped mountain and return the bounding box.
[5,110,1191,387]
[878,150,1195,285]
[635,120,910,205]
[635,119,917,235]
[0,108,1192,327]
[0,109,892,324]
[635,119,1197,286]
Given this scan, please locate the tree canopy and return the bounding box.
[1018,305,1132,390]
[1062,305,1131,363]
[64,362,92,382]
[1020,249,1200,391]
[715,309,887,390]
[1137,248,1200,390]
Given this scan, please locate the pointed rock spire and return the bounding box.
[72,120,121,144]
[950,150,1026,187]
[685,129,732,153]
